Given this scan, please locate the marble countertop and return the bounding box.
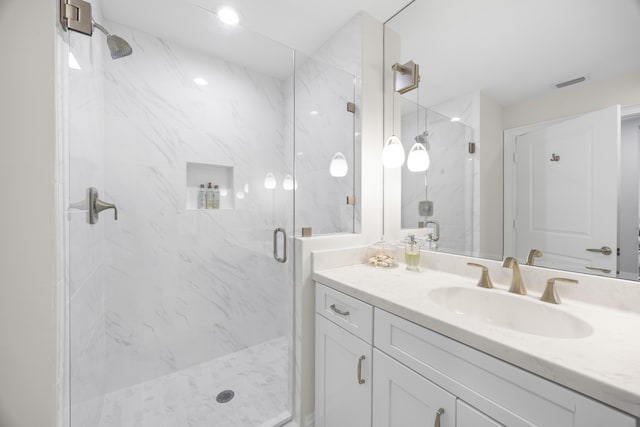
[312,263,640,418]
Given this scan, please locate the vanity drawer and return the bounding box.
[315,283,373,343]
[374,308,635,427]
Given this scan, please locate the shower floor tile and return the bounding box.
[96,336,291,427]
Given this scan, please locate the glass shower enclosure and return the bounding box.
[64,3,296,426]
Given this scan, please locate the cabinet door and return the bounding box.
[373,349,456,427]
[457,400,503,427]
[315,314,372,427]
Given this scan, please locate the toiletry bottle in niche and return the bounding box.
[213,185,220,209]
[205,182,214,209]
[197,184,206,209]
[405,235,421,271]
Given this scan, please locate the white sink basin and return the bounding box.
[428,287,593,339]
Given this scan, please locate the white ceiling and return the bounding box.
[386,0,640,107]
[101,0,410,78]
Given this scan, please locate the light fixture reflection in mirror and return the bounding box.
[329,152,348,177]
[283,174,297,191]
[264,173,277,189]
[382,135,405,168]
[407,142,430,172]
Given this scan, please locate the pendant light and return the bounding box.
[407,91,430,172]
[382,83,405,168]
[264,172,277,189]
[329,152,348,177]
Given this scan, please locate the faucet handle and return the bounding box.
[540,277,578,304]
[467,262,493,289]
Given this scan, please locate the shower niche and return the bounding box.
[186,162,235,210]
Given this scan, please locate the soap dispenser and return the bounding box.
[213,185,220,209]
[197,184,206,209]
[205,182,214,209]
[405,235,421,271]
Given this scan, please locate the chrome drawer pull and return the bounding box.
[357,355,366,384]
[330,304,350,316]
[434,408,445,427]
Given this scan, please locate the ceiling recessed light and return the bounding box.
[193,77,208,86]
[310,110,319,116]
[450,117,461,122]
[218,7,240,25]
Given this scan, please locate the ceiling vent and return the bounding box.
[554,76,588,89]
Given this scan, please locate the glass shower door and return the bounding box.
[66,6,294,426]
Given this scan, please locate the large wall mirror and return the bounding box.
[383,0,640,280]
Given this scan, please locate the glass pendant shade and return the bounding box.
[264,173,277,189]
[382,135,405,168]
[407,142,430,172]
[329,152,349,177]
[283,174,295,191]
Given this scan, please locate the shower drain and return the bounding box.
[216,390,235,403]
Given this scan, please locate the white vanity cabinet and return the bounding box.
[315,285,373,427]
[314,282,637,427]
[373,349,456,427]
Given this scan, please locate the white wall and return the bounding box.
[479,92,504,260]
[0,0,58,426]
[619,117,640,279]
[503,71,640,129]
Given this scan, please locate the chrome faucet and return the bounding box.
[526,249,543,266]
[425,220,440,242]
[502,257,527,295]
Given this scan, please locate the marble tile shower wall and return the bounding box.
[401,107,474,254]
[292,14,362,235]
[67,2,108,425]
[100,22,292,392]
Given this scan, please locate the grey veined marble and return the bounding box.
[96,337,291,427]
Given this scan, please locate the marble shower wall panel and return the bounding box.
[67,1,108,425]
[101,23,291,392]
[401,105,474,254]
[295,59,357,234]
[294,14,363,235]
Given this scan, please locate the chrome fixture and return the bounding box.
[467,263,493,289]
[585,246,613,255]
[92,20,133,59]
[407,89,430,172]
[434,408,445,427]
[60,0,133,59]
[357,355,366,384]
[526,249,543,266]
[392,61,420,94]
[425,219,440,242]
[273,227,287,263]
[541,277,578,304]
[502,257,527,295]
[88,187,118,225]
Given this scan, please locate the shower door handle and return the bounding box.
[273,227,288,263]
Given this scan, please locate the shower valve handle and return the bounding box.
[88,187,118,224]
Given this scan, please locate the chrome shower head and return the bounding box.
[106,34,133,59]
[415,131,431,150]
[92,20,133,59]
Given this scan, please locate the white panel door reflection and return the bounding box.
[514,106,620,276]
